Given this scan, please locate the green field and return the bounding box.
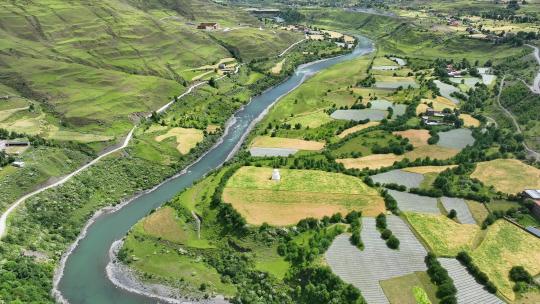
[380,272,438,304]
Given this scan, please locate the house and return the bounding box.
[197,22,219,30]
[523,189,540,220]
[12,161,25,168]
[421,107,450,126]
[0,140,5,152]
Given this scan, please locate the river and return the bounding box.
[55,35,374,304]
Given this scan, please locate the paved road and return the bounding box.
[495,75,540,160]
[526,44,540,94]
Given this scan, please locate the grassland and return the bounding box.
[0,146,91,212]
[393,129,430,147]
[154,127,204,154]
[261,56,372,129]
[405,212,480,257]
[338,145,460,170]
[0,0,303,141]
[471,159,540,194]
[222,166,384,225]
[337,122,380,138]
[470,220,540,301]
[250,136,325,151]
[402,165,456,174]
[380,272,438,304]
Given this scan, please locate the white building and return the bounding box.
[271,168,281,181]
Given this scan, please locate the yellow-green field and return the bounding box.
[250,136,325,151]
[155,127,204,154]
[222,166,384,225]
[470,220,540,301]
[337,122,380,138]
[337,145,459,170]
[471,159,540,194]
[405,212,480,256]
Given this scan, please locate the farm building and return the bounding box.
[197,22,219,30]
[523,189,540,220]
[421,108,452,126]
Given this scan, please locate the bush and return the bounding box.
[381,229,392,240]
[447,209,457,219]
[386,235,400,249]
[509,266,533,283]
[424,253,457,302]
[376,213,387,229]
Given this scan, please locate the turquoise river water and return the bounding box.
[57,35,374,304]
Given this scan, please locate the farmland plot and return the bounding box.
[371,169,424,188]
[441,197,476,224]
[330,109,387,121]
[437,128,475,150]
[387,189,440,214]
[325,216,427,304]
[438,258,503,304]
[249,147,298,157]
[434,80,464,104]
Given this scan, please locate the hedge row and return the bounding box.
[456,251,497,294]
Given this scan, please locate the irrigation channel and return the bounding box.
[55,36,374,303]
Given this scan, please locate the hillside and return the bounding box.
[0,0,301,141]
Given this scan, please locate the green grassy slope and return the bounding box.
[0,0,301,139]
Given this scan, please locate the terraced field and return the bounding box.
[325,216,427,304]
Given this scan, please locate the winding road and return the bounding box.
[526,44,540,94]
[495,75,540,160]
[0,128,134,238]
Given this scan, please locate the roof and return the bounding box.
[524,189,540,199]
[525,226,540,238]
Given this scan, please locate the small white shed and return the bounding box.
[271,168,281,181]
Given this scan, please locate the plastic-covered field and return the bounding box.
[326,216,427,304]
[434,80,464,104]
[437,128,475,150]
[438,258,503,304]
[331,109,387,121]
[374,81,419,89]
[249,147,297,157]
[387,189,440,214]
[371,169,424,188]
[441,197,476,224]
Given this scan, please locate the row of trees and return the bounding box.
[425,253,458,304]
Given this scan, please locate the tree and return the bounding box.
[386,235,400,249]
[208,77,217,88]
[509,266,532,283]
[376,213,387,229]
[447,209,457,219]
